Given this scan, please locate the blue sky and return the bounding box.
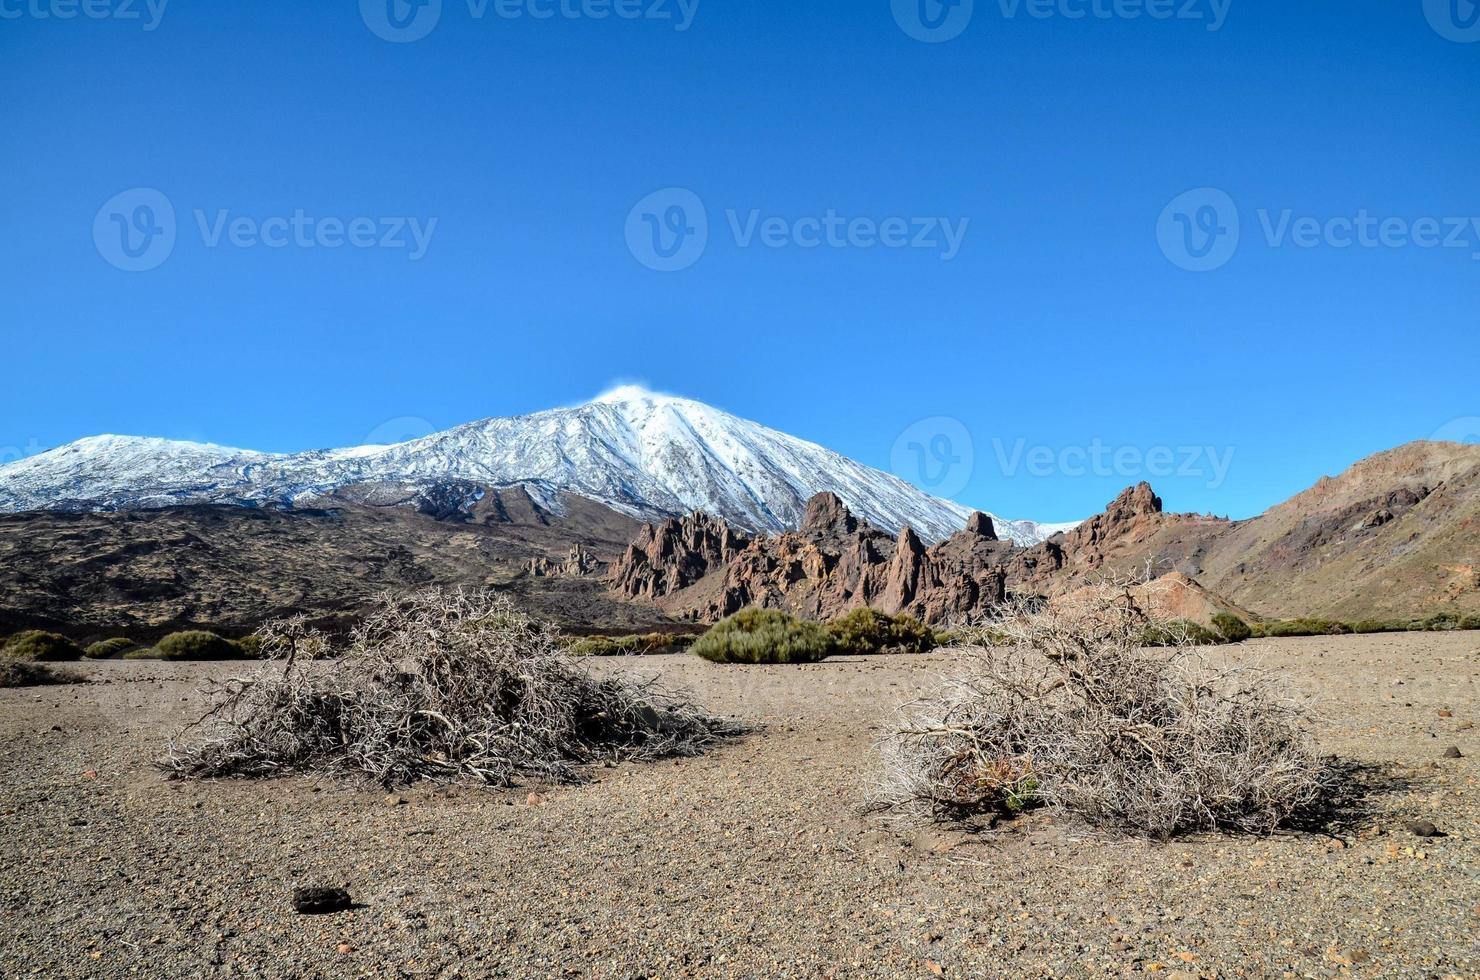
[1,0,1476,523]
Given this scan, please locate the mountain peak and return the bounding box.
[589,384,676,407]
[0,392,1071,545]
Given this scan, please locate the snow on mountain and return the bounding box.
[0,387,1071,545]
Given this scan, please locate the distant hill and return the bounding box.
[1009,441,1480,621]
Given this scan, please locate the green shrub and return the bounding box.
[692,608,838,664]
[1142,620,1220,647]
[154,630,240,661]
[1460,614,1480,632]
[1264,618,1351,638]
[1,630,85,662]
[123,648,160,660]
[826,608,938,655]
[85,637,138,659]
[566,633,696,656]
[887,615,938,653]
[1421,612,1461,632]
[933,630,961,647]
[231,635,263,659]
[1210,612,1252,643]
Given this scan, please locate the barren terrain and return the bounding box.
[1,632,1476,978]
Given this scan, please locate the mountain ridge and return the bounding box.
[0,387,1070,545]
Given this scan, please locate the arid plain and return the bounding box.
[2,631,1474,979]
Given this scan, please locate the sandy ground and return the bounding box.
[0,632,1476,979]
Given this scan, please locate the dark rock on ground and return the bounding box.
[292,886,353,914]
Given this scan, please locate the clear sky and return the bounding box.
[2,0,1476,523]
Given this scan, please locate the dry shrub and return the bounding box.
[161,589,735,787]
[872,583,1333,837]
[0,661,83,688]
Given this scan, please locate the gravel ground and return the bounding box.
[0,632,1476,978]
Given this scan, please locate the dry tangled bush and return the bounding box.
[0,661,83,688]
[161,589,736,787]
[872,583,1334,837]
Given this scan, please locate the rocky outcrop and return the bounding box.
[802,492,859,535]
[610,494,1016,625]
[612,446,1480,627]
[525,546,600,578]
[1059,482,1162,560]
[608,512,750,601]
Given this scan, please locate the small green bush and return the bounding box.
[887,615,938,653]
[566,633,696,656]
[154,630,240,661]
[85,637,137,659]
[123,648,160,660]
[1264,618,1351,638]
[1210,612,1252,644]
[826,608,938,655]
[1421,612,1460,632]
[1142,620,1220,647]
[692,608,838,664]
[1,630,85,662]
[1460,614,1480,632]
[231,635,263,659]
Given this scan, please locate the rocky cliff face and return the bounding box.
[609,493,1017,625]
[608,511,750,602]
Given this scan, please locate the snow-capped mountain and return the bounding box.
[0,387,1071,545]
